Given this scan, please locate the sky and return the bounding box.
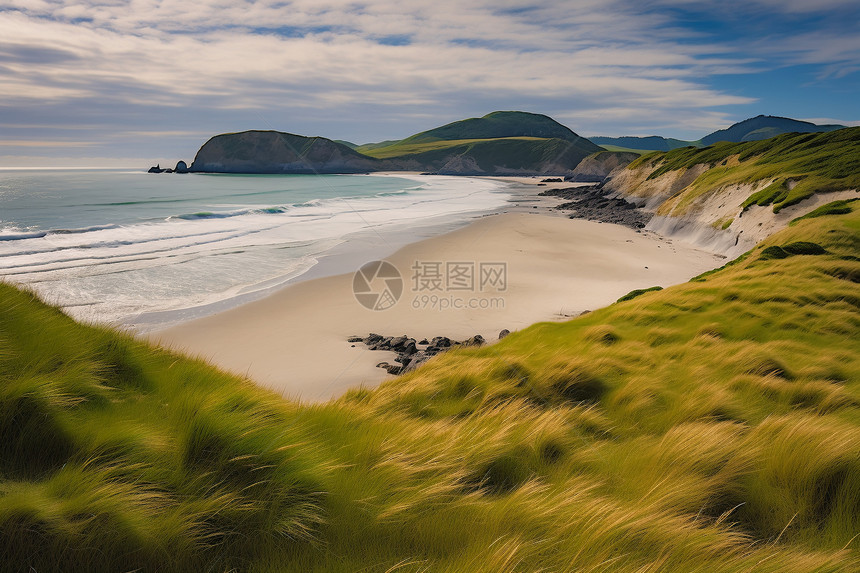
[0,0,858,167]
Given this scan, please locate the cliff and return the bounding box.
[603,128,860,256]
[189,130,382,174]
[566,151,640,182]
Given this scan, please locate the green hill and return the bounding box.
[590,115,845,152]
[403,110,594,144]
[590,135,694,152]
[375,136,599,175]
[2,198,859,569]
[358,111,602,174]
[358,136,545,160]
[700,115,845,146]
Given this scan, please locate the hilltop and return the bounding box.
[699,115,845,146]
[591,115,845,152]
[362,111,595,149]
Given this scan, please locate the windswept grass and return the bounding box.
[626,127,860,214]
[1,203,859,571]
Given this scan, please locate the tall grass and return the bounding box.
[1,204,859,571]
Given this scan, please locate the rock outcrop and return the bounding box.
[189,130,382,174]
[352,332,491,375]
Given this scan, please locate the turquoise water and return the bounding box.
[0,170,510,325]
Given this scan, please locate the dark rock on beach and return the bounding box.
[355,332,502,374]
[463,335,485,347]
[539,185,651,229]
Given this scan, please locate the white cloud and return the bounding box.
[0,0,855,159]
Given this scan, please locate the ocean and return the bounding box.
[0,170,511,328]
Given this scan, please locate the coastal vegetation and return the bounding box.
[625,127,860,214]
[2,199,858,571]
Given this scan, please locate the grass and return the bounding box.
[357,136,547,159]
[624,128,860,215]
[617,285,663,302]
[377,136,601,173]
[1,204,859,571]
[598,144,652,154]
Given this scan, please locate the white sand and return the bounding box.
[149,212,724,402]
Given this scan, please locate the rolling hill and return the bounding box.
[359,111,603,174]
[699,115,845,146]
[589,135,693,152]
[591,115,846,152]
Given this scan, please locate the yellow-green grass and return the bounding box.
[357,136,547,159]
[599,144,650,154]
[1,203,859,571]
[628,128,860,215]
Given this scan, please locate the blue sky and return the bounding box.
[0,0,857,166]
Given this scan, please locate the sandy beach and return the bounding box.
[149,205,725,402]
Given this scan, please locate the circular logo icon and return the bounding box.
[353,260,403,311]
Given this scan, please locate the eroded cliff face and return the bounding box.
[566,151,639,182]
[190,131,382,174]
[602,162,711,210]
[604,161,859,258]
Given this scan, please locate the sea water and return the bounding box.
[0,170,511,326]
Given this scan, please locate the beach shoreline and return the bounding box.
[127,174,571,332]
[147,181,725,401]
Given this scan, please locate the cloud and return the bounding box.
[0,139,96,147]
[0,0,856,161]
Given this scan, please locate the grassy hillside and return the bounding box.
[366,136,601,174]
[590,115,844,153]
[591,136,694,152]
[699,115,845,146]
[397,110,596,146]
[358,111,602,173]
[598,144,652,154]
[2,203,859,571]
[358,136,546,160]
[627,127,860,214]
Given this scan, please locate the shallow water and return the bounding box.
[0,170,510,324]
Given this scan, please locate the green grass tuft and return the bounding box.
[617,285,664,302]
